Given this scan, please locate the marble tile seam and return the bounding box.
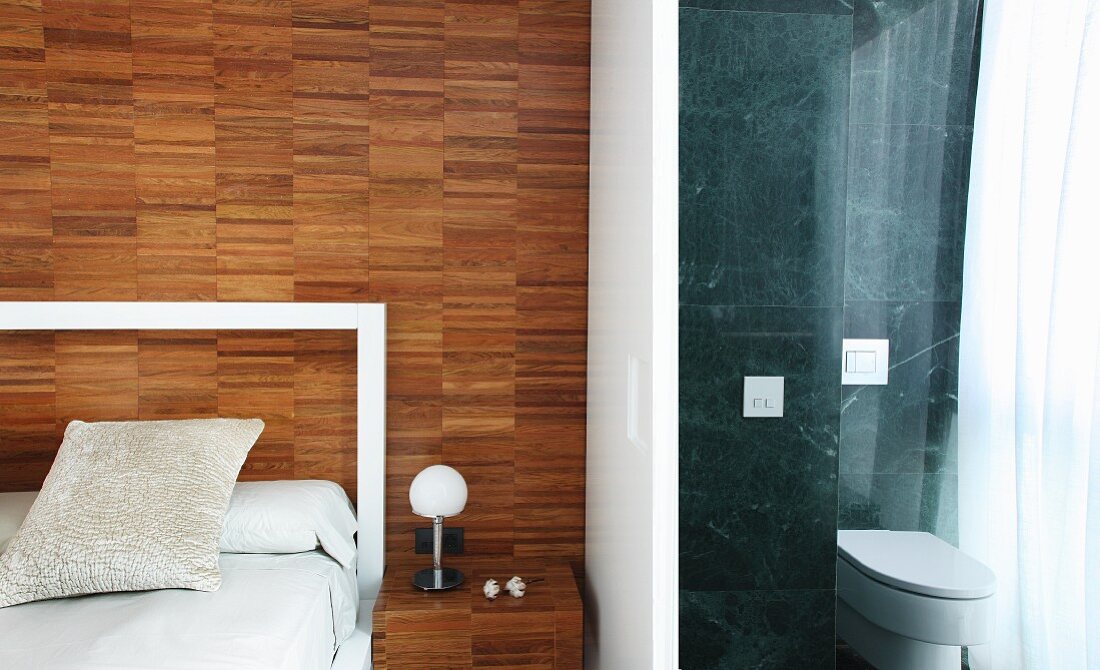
[847,122,975,130]
[678,302,843,309]
[842,299,964,304]
[680,7,854,18]
[680,587,836,594]
[840,471,959,476]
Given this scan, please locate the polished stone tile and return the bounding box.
[680,589,836,670]
[681,0,854,14]
[679,3,980,664]
[844,124,973,302]
[680,9,851,307]
[680,305,841,591]
[836,643,877,669]
[840,301,960,475]
[838,472,958,544]
[851,0,981,127]
[680,188,736,307]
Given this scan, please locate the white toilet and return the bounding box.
[837,530,996,670]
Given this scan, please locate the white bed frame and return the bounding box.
[0,301,385,670]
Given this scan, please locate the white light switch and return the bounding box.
[842,339,889,385]
[743,376,784,418]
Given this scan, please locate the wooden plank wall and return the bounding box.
[0,0,590,563]
[0,329,359,499]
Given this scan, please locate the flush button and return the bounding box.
[842,339,889,385]
[854,351,877,373]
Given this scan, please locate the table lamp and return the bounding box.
[408,464,468,590]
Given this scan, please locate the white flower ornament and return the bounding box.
[505,576,527,598]
[483,578,500,600]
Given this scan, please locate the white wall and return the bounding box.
[585,1,678,668]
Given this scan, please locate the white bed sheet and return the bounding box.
[0,551,358,670]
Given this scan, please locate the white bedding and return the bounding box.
[0,551,358,670]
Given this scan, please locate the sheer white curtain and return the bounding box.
[958,0,1100,668]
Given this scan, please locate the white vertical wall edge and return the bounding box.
[651,1,679,667]
[586,1,678,667]
[0,301,387,601]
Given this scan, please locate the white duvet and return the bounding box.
[0,551,358,670]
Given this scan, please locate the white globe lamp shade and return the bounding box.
[409,465,467,518]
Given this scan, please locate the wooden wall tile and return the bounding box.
[0,332,55,490]
[213,0,295,301]
[217,330,296,480]
[515,0,589,559]
[0,330,357,502]
[45,0,138,300]
[132,0,217,300]
[292,0,370,301]
[0,0,52,299]
[293,330,357,499]
[442,0,519,557]
[369,0,447,556]
[137,330,218,419]
[0,0,590,563]
[54,331,139,430]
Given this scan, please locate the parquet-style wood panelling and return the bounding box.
[0,1,52,299]
[292,0,371,301]
[369,0,447,558]
[443,0,520,559]
[0,330,358,499]
[0,0,590,563]
[132,0,217,300]
[515,1,588,559]
[0,332,54,489]
[46,0,139,300]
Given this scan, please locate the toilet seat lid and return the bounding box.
[838,530,996,599]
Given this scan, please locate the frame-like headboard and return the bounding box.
[0,302,387,600]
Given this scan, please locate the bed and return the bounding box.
[0,552,357,669]
[0,302,387,670]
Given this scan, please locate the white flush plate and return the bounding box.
[743,376,784,418]
[842,338,889,385]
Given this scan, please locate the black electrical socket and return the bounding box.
[414,526,465,555]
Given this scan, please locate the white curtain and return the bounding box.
[958,0,1100,668]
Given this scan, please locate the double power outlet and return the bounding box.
[414,526,465,555]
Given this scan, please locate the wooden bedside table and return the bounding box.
[372,558,582,669]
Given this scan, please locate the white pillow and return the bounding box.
[0,419,263,608]
[0,492,37,554]
[219,480,358,568]
[1,481,358,569]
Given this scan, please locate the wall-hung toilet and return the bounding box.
[837,530,996,670]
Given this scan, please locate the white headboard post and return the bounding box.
[0,301,387,600]
[356,304,386,600]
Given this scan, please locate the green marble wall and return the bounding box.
[839,0,981,547]
[679,1,981,668]
[680,5,852,668]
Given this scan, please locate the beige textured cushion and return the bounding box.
[0,418,263,608]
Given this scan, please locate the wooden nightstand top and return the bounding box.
[372,558,582,669]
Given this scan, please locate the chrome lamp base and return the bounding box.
[412,567,465,591]
[412,514,464,591]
